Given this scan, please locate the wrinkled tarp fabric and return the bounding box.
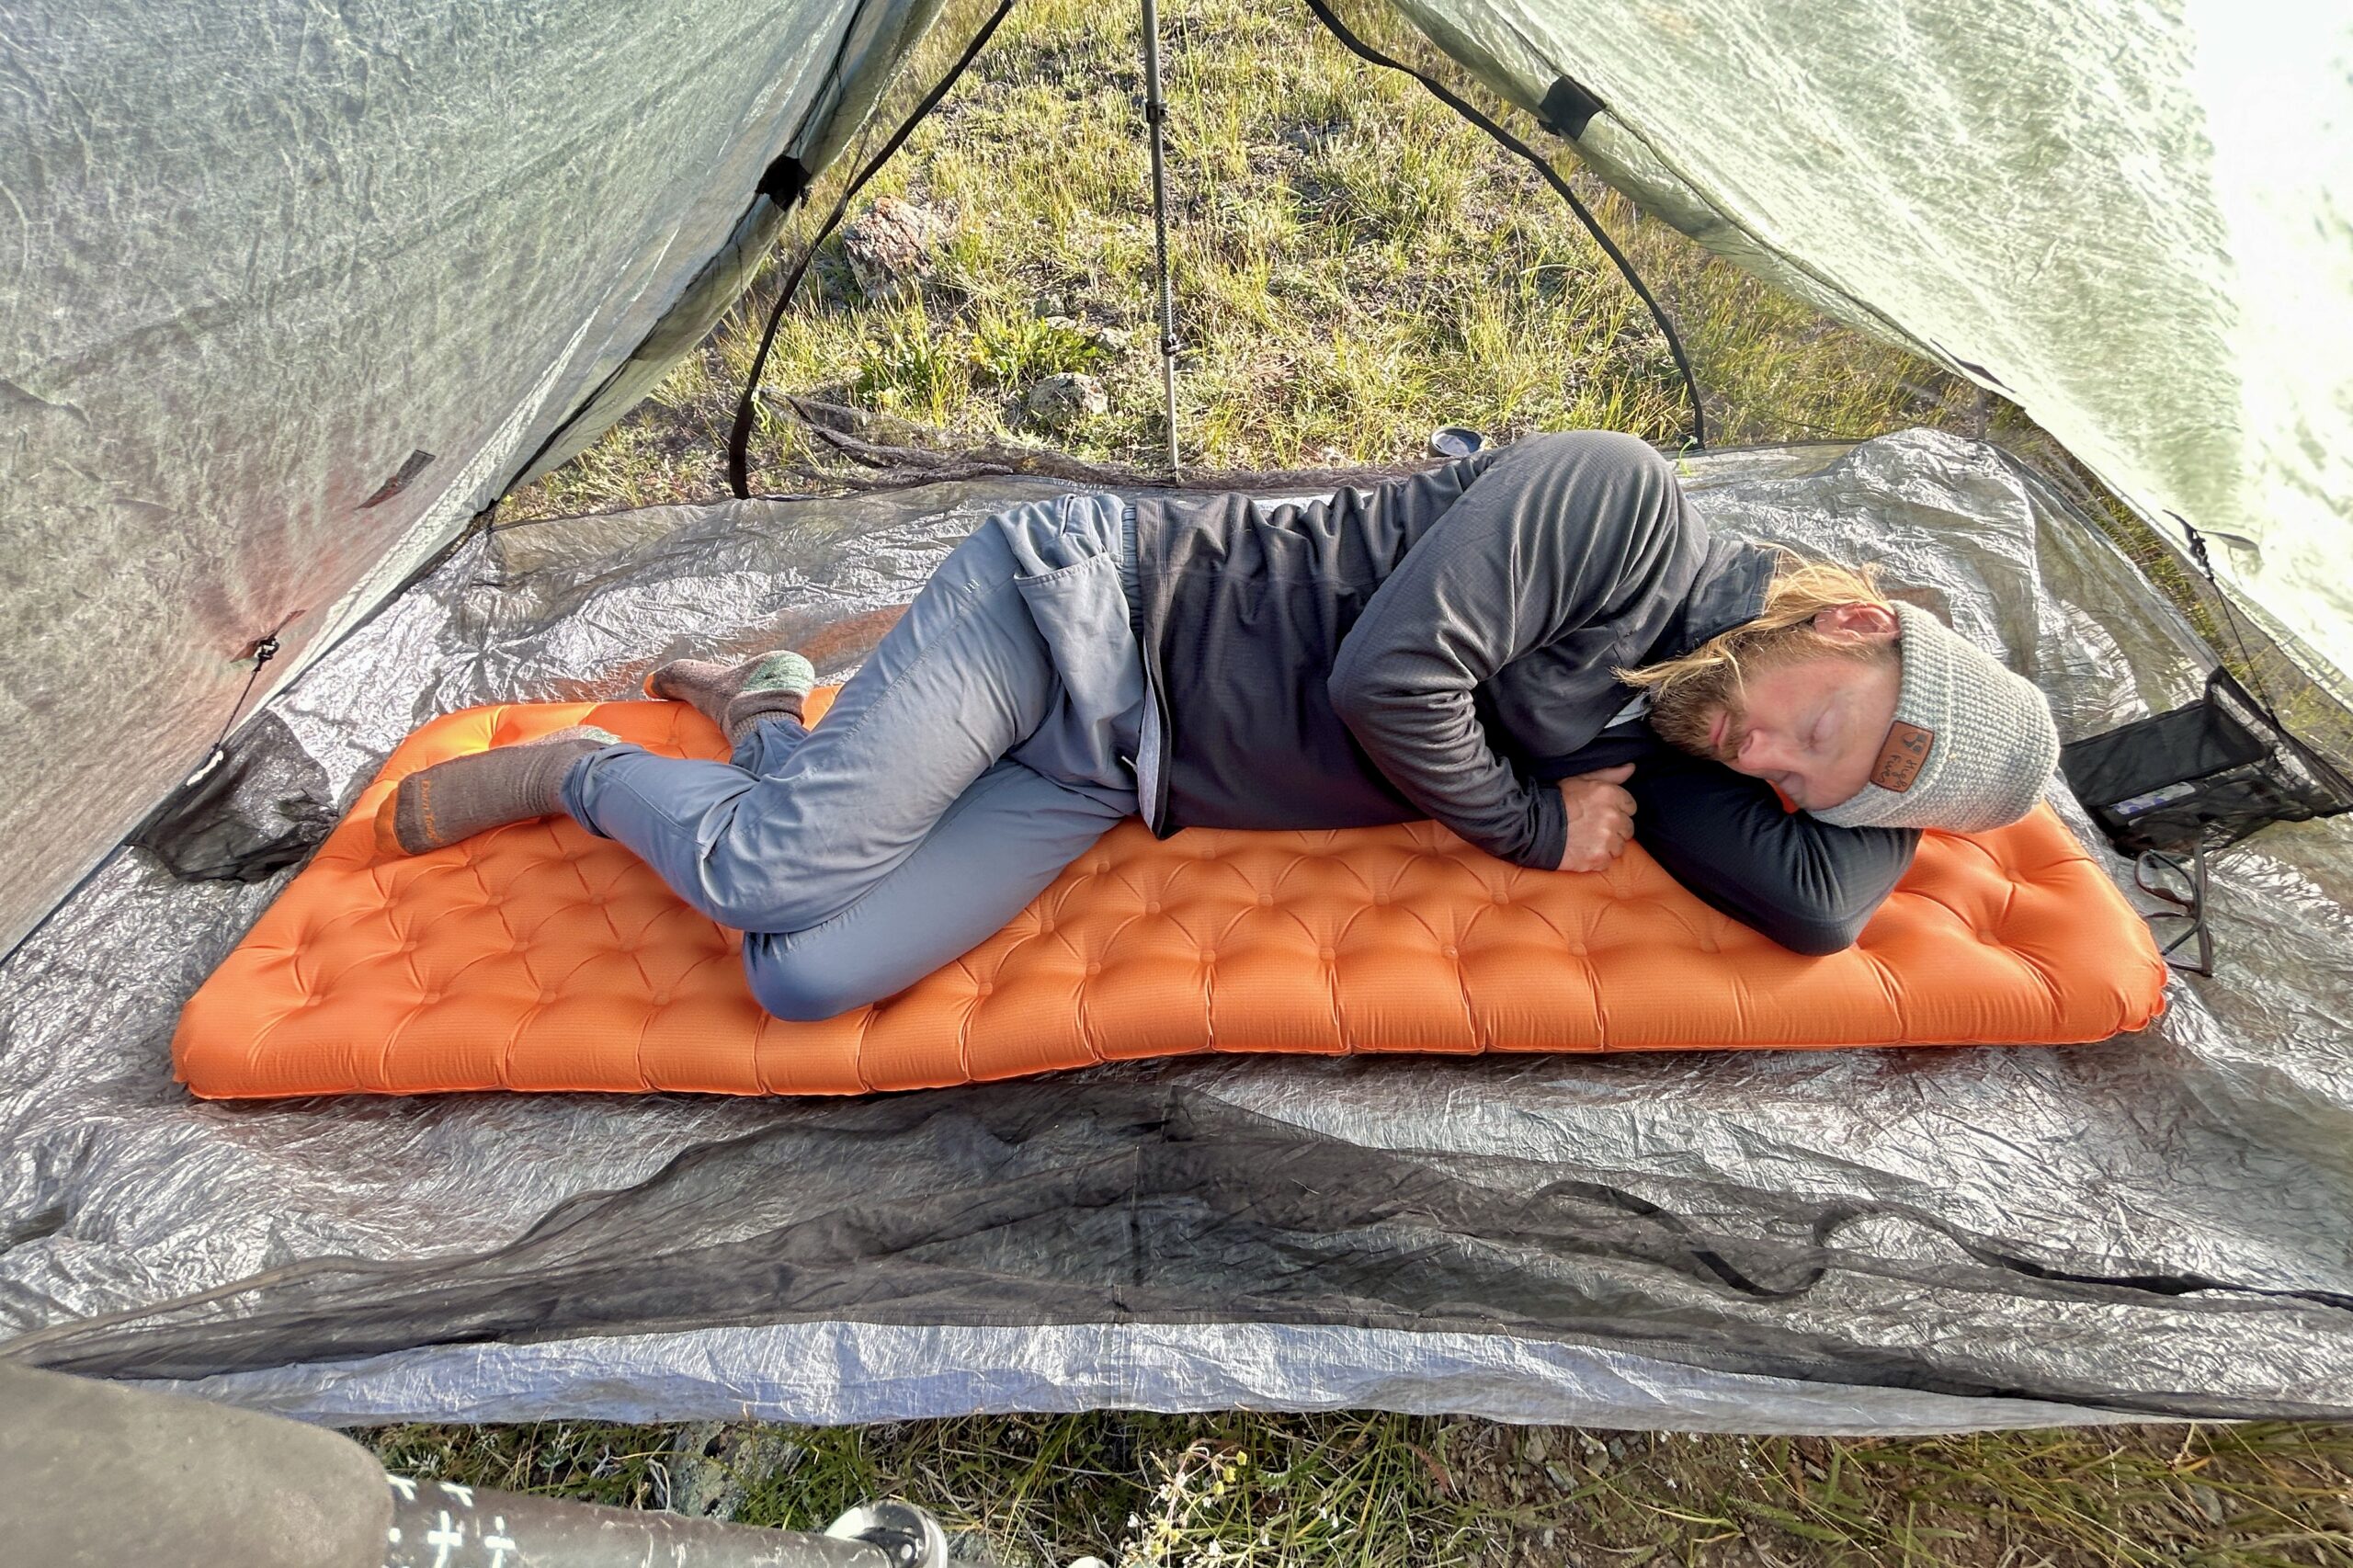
[1386,0,2353,688]
[0,0,938,959]
[6,433,2352,1428]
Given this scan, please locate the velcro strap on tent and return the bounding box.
[174,697,2167,1098]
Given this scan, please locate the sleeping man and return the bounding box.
[378,430,2061,1020]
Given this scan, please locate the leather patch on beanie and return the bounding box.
[1870,722,1935,792]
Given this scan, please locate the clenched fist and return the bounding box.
[1555,763,1637,873]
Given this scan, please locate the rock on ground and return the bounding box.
[1027,371,1108,428]
[662,1422,805,1521]
[843,196,949,298]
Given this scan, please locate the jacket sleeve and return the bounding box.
[1325,431,1691,870]
[1623,739,1918,954]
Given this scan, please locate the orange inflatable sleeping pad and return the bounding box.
[173,693,2168,1098]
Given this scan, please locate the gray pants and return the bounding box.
[561,493,1148,1021]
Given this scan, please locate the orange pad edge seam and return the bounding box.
[173,696,2170,1098]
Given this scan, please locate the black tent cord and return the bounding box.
[2172,512,2282,722]
[727,0,1020,498]
[180,616,301,790]
[1294,0,1705,453]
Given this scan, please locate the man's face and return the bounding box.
[1704,607,1902,812]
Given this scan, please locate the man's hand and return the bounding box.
[1556,764,1637,873]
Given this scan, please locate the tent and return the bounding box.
[4,0,2352,1428]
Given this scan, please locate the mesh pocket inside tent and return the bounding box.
[2061,670,2353,855]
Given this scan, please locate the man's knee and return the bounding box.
[744,939,886,1023]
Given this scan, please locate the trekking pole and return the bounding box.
[1140,0,1182,477]
[0,1362,962,1568]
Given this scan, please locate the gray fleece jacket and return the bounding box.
[1127,430,1777,869]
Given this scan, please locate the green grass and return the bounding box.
[365,1413,2353,1566]
[498,0,1992,524]
[416,0,2353,1561]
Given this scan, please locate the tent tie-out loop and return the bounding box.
[182,625,289,790]
[1293,0,1707,453]
[726,0,1022,499]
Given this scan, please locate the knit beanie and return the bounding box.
[1811,600,2060,832]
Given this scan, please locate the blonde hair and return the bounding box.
[1617,552,1895,757]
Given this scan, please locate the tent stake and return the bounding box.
[1140,0,1182,478]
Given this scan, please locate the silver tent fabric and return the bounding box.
[157,1323,2138,1434]
[1381,0,2353,692]
[6,432,2352,1429]
[0,0,938,960]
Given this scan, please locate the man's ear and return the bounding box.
[1812,602,1899,644]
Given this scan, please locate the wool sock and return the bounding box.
[643,649,815,746]
[375,725,620,858]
